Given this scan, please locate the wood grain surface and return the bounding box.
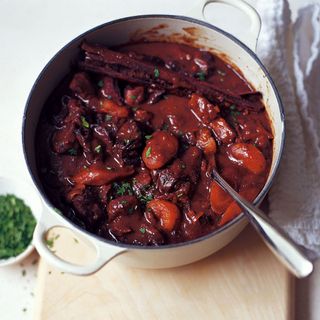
[33,225,294,320]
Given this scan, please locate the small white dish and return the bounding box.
[0,176,42,267]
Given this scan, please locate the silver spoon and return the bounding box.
[211,168,313,278]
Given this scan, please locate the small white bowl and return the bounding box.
[0,177,42,267]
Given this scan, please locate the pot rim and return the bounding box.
[22,14,285,251]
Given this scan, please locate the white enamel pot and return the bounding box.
[22,0,285,275]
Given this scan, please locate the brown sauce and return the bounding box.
[36,41,273,246]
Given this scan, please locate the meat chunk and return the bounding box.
[69,72,95,98]
[181,146,202,184]
[188,94,220,125]
[100,76,123,105]
[107,195,139,221]
[155,159,185,193]
[210,117,236,144]
[117,120,142,145]
[124,86,145,106]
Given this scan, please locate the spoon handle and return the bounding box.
[212,169,313,278]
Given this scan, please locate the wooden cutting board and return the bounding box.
[33,225,293,320]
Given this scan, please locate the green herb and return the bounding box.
[97,80,104,88]
[0,194,36,259]
[120,200,128,205]
[67,148,77,156]
[106,95,112,100]
[231,110,241,119]
[81,116,90,129]
[139,227,146,234]
[45,238,54,249]
[138,194,153,204]
[217,69,226,76]
[94,145,102,153]
[22,269,26,276]
[113,182,133,196]
[145,135,152,140]
[132,107,138,112]
[230,104,237,111]
[105,114,112,121]
[145,147,152,158]
[22,308,27,313]
[162,123,169,131]
[73,238,79,244]
[128,207,134,214]
[196,71,206,81]
[154,68,160,78]
[130,95,137,100]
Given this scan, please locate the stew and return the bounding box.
[36,41,273,246]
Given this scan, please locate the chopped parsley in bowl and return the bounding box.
[0,194,36,259]
[0,177,41,267]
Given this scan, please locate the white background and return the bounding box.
[0,0,317,319]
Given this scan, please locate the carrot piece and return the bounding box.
[99,98,129,117]
[142,131,178,170]
[72,166,134,186]
[210,181,233,215]
[227,143,266,175]
[218,187,260,226]
[147,199,180,232]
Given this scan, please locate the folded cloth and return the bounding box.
[256,0,320,259]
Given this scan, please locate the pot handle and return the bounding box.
[188,0,261,52]
[33,213,127,276]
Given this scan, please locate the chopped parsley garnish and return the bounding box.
[45,238,54,249]
[139,227,146,234]
[73,238,79,244]
[145,147,152,158]
[138,194,153,204]
[113,182,133,196]
[230,104,237,111]
[130,95,137,100]
[67,148,77,156]
[230,110,241,122]
[0,194,36,259]
[97,80,104,88]
[154,68,160,78]
[22,269,26,276]
[162,123,169,131]
[196,71,206,81]
[145,135,152,140]
[81,116,90,129]
[105,114,112,121]
[94,145,102,153]
[120,200,128,205]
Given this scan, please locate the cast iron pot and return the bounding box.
[23,0,285,275]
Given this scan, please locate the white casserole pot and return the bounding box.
[22,0,285,275]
